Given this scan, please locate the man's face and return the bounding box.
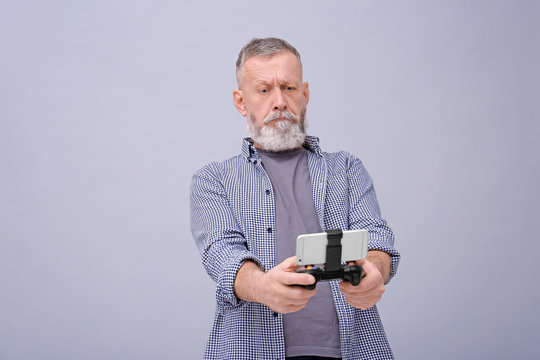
[233,51,310,150]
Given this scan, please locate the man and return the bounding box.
[191,37,400,360]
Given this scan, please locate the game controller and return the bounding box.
[298,262,364,290]
[295,229,366,290]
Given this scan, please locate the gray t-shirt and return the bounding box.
[258,147,341,358]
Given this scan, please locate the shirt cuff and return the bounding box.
[367,242,400,284]
[215,251,264,312]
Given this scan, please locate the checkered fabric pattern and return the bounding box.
[190,136,400,360]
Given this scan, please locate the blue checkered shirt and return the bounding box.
[190,136,400,360]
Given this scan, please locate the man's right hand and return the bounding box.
[234,256,317,314]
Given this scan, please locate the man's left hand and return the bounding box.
[339,250,390,310]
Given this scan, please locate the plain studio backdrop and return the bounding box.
[1,1,538,359]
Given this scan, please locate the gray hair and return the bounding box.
[236,37,302,78]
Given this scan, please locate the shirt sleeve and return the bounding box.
[345,155,400,283]
[190,164,263,311]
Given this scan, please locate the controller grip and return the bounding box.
[343,264,363,286]
[297,268,322,290]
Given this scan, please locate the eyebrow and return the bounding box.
[254,79,297,87]
[254,80,271,86]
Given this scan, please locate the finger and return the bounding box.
[340,274,379,294]
[283,290,316,304]
[278,302,310,314]
[279,271,316,286]
[339,280,359,295]
[340,279,385,303]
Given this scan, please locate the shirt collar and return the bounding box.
[241,135,322,163]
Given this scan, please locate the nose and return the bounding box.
[272,89,287,111]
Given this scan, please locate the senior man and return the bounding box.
[191,37,400,360]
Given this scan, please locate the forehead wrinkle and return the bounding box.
[247,71,301,89]
[239,53,303,88]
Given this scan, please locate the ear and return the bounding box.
[302,81,310,106]
[233,89,247,117]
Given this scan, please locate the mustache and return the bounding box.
[263,110,299,124]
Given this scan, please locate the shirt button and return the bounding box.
[273,312,278,317]
[267,227,272,233]
[265,189,270,195]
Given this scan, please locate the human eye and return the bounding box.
[259,88,268,94]
[284,85,296,92]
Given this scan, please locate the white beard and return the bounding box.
[247,110,307,152]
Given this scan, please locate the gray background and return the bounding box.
[1,1,538,359]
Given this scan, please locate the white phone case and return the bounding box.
[296,229,368,265]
